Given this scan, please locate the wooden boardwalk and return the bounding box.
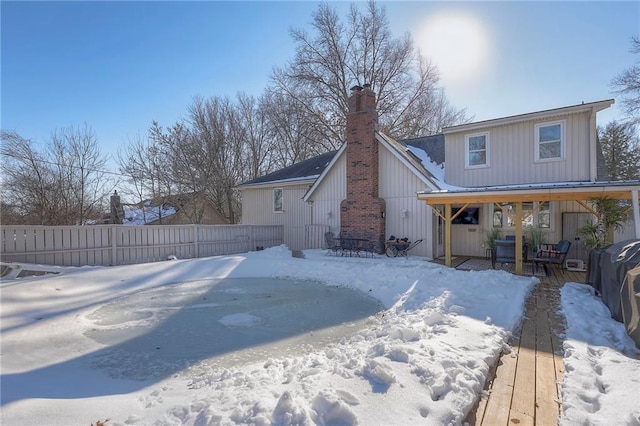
[465,264,587,426]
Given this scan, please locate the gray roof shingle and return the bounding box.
[238,133,445,187]
[238,151,337,187]
[402,134,445,166]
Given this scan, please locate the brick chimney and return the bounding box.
[340,84,386,252]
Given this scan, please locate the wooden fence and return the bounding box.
[0,224,284,267]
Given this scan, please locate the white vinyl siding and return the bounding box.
[535,121,565,162]
[465,132,489,168]
[445,111,591,187]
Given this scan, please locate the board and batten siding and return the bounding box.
[378,145,433,258]
[307,154,347,237]
[445,111,592,187]
[240,184,312,251]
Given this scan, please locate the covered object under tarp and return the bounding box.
[622,266,640,348]
[598,240,640,322]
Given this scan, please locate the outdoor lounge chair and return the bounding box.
[533,240,571,276]
[324,232,342,256]
[491,238,529,269]
[491,240,516,269]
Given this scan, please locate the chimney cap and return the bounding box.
[350,85,363,92]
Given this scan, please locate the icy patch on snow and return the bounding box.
[219,313,262,327]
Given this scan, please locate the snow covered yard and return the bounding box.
[1,246,638,425]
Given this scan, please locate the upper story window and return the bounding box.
[535,121,565,162]
[273,188,283,212]
[465,132,489,168]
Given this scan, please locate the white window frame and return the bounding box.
[492,201,553,230]
[534,120,565,162]
[273,188,283,213]
[465,132,490,169]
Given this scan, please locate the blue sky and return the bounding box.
[2,1,639,166]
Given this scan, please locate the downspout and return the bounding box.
[589,109,598,182]
[632,189,640,239]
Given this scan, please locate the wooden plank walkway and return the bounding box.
[465,264,587,426]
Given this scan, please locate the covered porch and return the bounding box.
[418,182,640,275]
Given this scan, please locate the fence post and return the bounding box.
[110,225,118,266]
[250,225,255,251]
[193,224,199,259]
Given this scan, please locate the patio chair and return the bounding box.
[533,240,571,276]
[491,240,517,269]
[505,235,529,262]
[324,232,342,256]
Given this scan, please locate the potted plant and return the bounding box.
[527,226,546,257]
[577,196,630,294]
[484,229,502,249]
[577,196,629,250]
[484,228,502,256]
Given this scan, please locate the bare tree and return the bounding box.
[236,93,276,180]
[187,96,246,223]
[270,0,469,151]
[263,90,328,167]
[1,130,56,224]
[120,94,265,225]
[1,126,112,225]
[50,125,112,224]
[611,36,640,125]
[118,126,176,224]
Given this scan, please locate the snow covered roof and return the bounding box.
[122,203,177,225]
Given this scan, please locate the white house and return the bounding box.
[238,86,640,271]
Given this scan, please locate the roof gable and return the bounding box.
[303,133,442,201]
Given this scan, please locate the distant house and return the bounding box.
[103,192,229,226]
[237,85,640,272]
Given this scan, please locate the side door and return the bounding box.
[562,212,593,263]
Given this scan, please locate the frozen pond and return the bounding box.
[84,277,384,379]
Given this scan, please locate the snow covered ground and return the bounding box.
[1,246,639,425]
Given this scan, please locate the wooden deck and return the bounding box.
[465,264,587,425]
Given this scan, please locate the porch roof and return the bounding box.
[417,180,640,204]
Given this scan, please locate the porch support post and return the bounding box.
[515,201,523,275]
[632,189,640,239]
[445,203,452,267]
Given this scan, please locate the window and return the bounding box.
[452,207,480,224]
[535,121,565,162]
[465,132,489,168]
[493,202,551,229]
[273,188,283,212]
